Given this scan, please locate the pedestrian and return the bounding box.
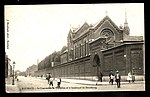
[46,73,52,84]
[127,72,132,83]
[115,70,121,88]
[56,76,61,88]
[49,77,54,89]
[99,72,103,82]
[15,75,17,79]
[109,71,114,85]
[15,75,19,81]
[132,73,135,83]
[96,71,103,85]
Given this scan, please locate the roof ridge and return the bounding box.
[93,15,120,32]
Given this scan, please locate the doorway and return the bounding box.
[93,54,101,76]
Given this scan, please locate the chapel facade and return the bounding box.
[36,13,144,81]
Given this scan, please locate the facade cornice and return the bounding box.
[101,42,144,52]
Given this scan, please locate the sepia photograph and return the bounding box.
[5,3,145,93]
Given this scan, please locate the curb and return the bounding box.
[36,77,145,86]
[61,80,145,86]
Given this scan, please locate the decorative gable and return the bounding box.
[94,16,123,43]
[73,22,90,39]
[94,16,120,32]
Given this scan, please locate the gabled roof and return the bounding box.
[72,22,89,33]
[67,29,73,38]
[93,16,121,32]
[71,27,79,33]
[72,22,90,40]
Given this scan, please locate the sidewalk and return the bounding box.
[37,77,145,86]
[61,78,145,86]
[5,77,20,93]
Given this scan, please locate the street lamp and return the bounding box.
[12,61,15,85]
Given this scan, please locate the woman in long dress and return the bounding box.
[127,72,132,83]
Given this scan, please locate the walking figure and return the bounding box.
[49,77,54,89]
[57,76,61,88]
[96,71,103,85]
[127,72,132,83]
[115,71,121,88]
[99,72,103,82]
[109,71,114,85]
[46,73,52,84]
[132,73,135,83]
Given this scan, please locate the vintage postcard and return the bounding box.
[5,3,145,93]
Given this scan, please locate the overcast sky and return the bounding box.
[5,3,144,72]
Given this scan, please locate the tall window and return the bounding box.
[80,44,82,57]
[85,41,87,56]
[87,42,89,55]
[75,45,76,59]
[74,46,75,59]
[86,41,88,56]
[71,48,73,60]
[77,45,79,58]
[81,43,83,57]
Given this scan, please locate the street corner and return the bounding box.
[5,84,21,93]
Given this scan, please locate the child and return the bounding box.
[109,71,114,85]
[57,77,61,88]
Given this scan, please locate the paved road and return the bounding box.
[17,76,145,93]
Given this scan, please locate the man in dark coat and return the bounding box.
[46,73,52,84]
[96,71,103,85]
[132,73,135,83]
[99,72,103,82]
[115,71,121,88]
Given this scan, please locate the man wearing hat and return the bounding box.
[115,70,121,88]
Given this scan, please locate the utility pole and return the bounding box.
[12,61,15,85]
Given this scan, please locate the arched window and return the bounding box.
[100,28,114,43]
[74,44,77,59]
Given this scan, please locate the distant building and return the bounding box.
[15,70,21,76]
[26,64,38,77]
[18,71,26,76]
[5,53,12,78]
[36,13,144,81]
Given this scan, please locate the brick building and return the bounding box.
[36,14,144,81]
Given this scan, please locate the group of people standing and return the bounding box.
[97,70,135,88]
[108,70,121,88]
[127,71,135,83]
[46,73,61,89]
[96,71,121,88]
[108,71,135,88]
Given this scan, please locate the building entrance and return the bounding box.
[93,54,101,77]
